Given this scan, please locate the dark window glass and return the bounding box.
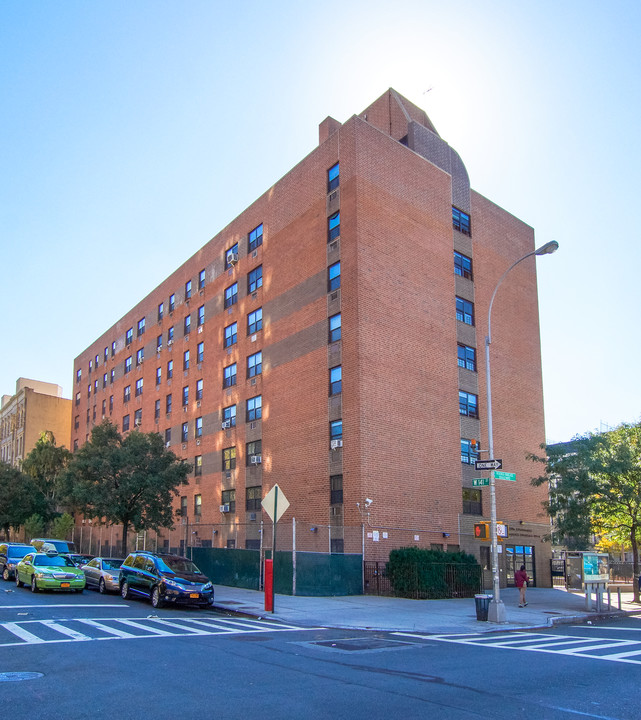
[461,438,479,465]
[224,322,237,347]
[463,488,482,515]
[246,486,262,511]
[327,162,339,192]
[223,363,237,388]
[185,280,192,300]
[328,211,340,242]
[225,283,238,308]
[246,395,262,421]
[248,308,262,334]
[248,265,263,293]
[198,269,206,290]
[248,223,263,252]
[329,313,341,342]
[329,366,342,395]
[454,251,473,280]
[453,207,471,236]
[247,351,262,378]
[330,474,343,505]
[328,262,340,292]
[222,447,236,471]
[459,391,479,418]
[456,297,474,325]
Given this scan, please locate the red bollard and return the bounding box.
[264,559,273,612]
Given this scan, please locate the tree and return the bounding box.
[23,513,45,541]
[21,431,72,520]
[63,421,191,552]
[51,512,75,540]
[532,423,641,601]
[0,462,47,538]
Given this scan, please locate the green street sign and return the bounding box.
[472,477,490,487]
[495,471,516,482]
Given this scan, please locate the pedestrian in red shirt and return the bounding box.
[515,565,530,607]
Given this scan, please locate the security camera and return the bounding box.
[365,498,373,507]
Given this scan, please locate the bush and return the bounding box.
[386,546,481,599]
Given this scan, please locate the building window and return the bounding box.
[454,251,473,280]
[327,162,339,192]
[458,344,476,372]
[109,395,113,413]
[180,496,187,517]
[453,207,471,236]
[459,391,479,418]
[104,347,109,363]
[168,326,174,344]
[456,297,474,325]
[166,394,172,414]
[222,404,237,428]
[158,302,164,321]
[461,438,479,465]
[247,351,262,378]
[328,261,341,292]
[123,386,131,403]
[194,455,202,476]
[74,415,79,430]
[195,417,203,438]
[165,428,171,445]
[137,317,146,337]
[198,305,205,327]
[330,419,343,440]
[135,378,143,397]
[134,409,142,427]
[328,211,340,242]
[103,373,108,389]
[110,369,115,384]
[329,366,342,395]
[89,360,93,374]
[136,348,144,366]
[246,395,262,421]
[247,308,262,334]
[185,280,192,301]
[111,341,116,357]
[198,269,206,290]
[330,539,344,554]
[222,488,236,512]
[463,488,483,515]
[223,363,237,388]
[246,486,262,511]
[75,392,81,406]
[182,386,189,407]
[194,494,202,516]
[330,474,343,505]
[102,399,106,416]
[184,314,191,336]
[155,400,160,420]
[246,440,262,465]
[124,356,132,374]
[156,334,162,352]
[169,293,175,313]
[329,313,341,343]
[248,265,263,293]
[181,422,189,442]
[224,322,237,348]
[225,243,239,270]
[183,350,190,371]
[197,342,204,364]
[122,414,130,432]
[156,367,162,386]
[126,328,133,345]
[248,223,263,252]
[76,368,82,383]
[224,282,238,308]
[196,378,203,401]
[222,447,236,471]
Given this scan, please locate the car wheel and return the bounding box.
[98,578,106,594]
[151,586,164,609]
[2,567,9,581]
[30,576,39,593]
[120,581,131,599]
[15,573,23,588]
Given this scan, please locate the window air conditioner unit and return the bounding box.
[222,420,231,429]
[197,326,203,334]
[330,439,343,450]
[165,442,170,448]
[249,512,257,521]
[168,339,173,346]
[219,504,230,513]
[250,454,262,465]
[227,252,238,265]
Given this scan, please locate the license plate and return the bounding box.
[60,582,70,588]
[189,593,199,598]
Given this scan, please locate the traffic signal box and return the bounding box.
[474,522,509,541]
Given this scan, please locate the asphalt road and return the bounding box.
[1,582,640,719]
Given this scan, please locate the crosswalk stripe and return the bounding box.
[76,619,138,639]
[40,620,92,641]
[113,619,174,636]
[145,618,211,635]
[2,622,46,644]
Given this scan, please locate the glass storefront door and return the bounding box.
[506,545,535,587]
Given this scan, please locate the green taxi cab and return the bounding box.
[15,552,86,593]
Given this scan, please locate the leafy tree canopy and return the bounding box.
[0,462,47,536]
[21,431,71,518]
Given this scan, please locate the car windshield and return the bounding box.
[34,555,76,567]
[102,559,123,570]
[156,557,202,575]
[8,547,32,559]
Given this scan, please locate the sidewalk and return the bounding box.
[212,585,641,634]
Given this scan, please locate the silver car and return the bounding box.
[81,557,124,593]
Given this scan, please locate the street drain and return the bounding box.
[313,638,412,652]
[0,672,44,682]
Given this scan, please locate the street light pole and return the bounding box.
[485,240,558,623]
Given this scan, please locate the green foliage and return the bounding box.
[21,431,71,519]
[386,546,481,599]
[23,513,45,540]
[50,513,75,540]
[0,462,47,535]
[63,420,191,553]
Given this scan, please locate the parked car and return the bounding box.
[119,551,214,609]
[82,557,124,593]
[30,538,76,553]
[61,553,95,568]
[15,552,86,593]
[0,543,34,580]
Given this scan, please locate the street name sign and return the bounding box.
[474,459,502,471]
[495,470,516,482]
[472,478,490,487]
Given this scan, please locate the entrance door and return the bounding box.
[506,545,535,587]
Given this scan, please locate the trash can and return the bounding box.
[474,594,492,621]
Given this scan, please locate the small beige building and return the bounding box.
[0,378,71,467]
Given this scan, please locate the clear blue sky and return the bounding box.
[1,1,639,444]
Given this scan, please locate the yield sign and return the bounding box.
[262,483,290,523]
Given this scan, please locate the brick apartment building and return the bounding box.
[71,89,551,586]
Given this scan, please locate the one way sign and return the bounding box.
[475,459,503,471]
